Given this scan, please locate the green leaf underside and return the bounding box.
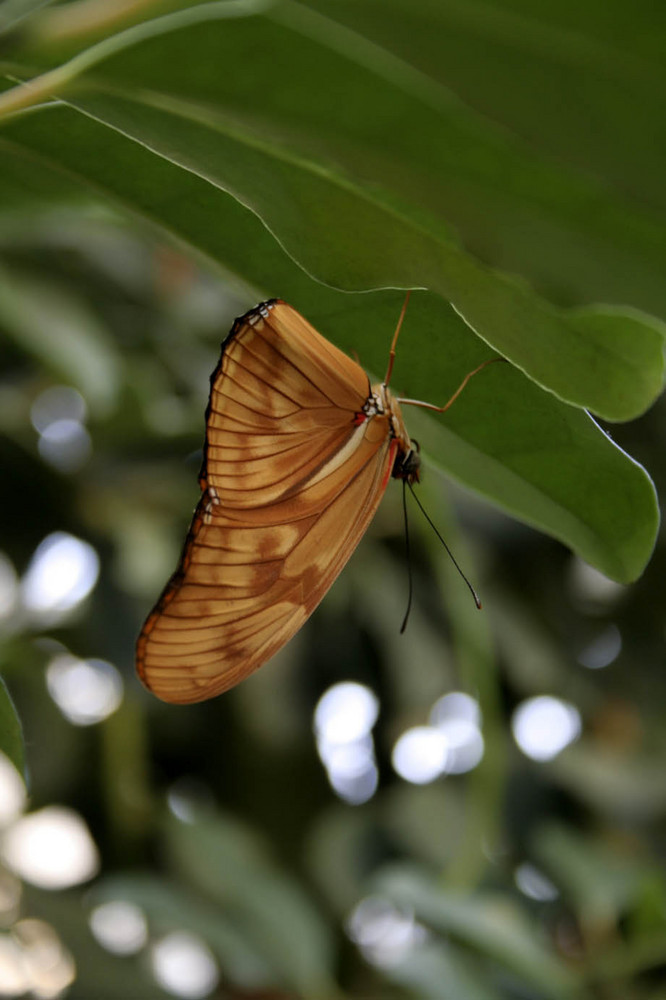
[0,114,657,582]
[15,0,666,312]
[1,3,665,421]
[60,86,665,423]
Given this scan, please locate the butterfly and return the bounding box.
[136,296,489,704]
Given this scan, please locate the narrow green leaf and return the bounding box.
[0,264,122,412]
[165,811,338,999]
[534,824,647,928]
[386,939,503,1000]
[92,874,272,989]
[0,676,26,783]
[0,0,53,35]
[376,865,582,999]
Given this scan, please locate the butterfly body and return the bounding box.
[137,300,418,704]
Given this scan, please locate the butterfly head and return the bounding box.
[392,441,421,485]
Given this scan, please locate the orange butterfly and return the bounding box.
[137,297,488,704]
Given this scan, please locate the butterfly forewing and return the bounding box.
[137,301,403,704]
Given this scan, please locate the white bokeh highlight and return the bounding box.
[12,918,76,998]
[578,624,622,669]
[21,532,99,622]
[30,386,87,433]
[38,419,91,473]
[90,900,148,955]
[1,806,99,889]
[514,862,559,902]
[512,696,581,762]
[324,737,379,804]
[32,386,91,473]
[429,691,484,774]
[392,726,449,784]
[314,682,380,804]
[347,896,427,968]
[314,682,379,743]
[0,935,27,995]
[151,931,219,999]
[46,654,123,725]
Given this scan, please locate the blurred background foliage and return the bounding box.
[0,1,665,998]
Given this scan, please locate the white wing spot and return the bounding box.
[203,486,220,523]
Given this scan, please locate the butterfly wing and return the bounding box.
[136,301,397,704]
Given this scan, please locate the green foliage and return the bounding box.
[0,1,665,999]
[0,677,25,780]
[0,0,664,581]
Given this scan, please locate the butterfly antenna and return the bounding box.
[384,290,411,387]
[400,479,414,634]
[407,483,482,610]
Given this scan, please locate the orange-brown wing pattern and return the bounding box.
[136,301,397,704]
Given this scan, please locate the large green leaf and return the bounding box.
[57,89,666,422]
[0,114,658,581]
[0,1,664,421]
[303,0,666,221]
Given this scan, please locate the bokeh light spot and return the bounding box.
[347,896,427,968]
[314,682,379,744]
[430,691,480,727]
[38,419,91,473]
[515,862,559,901]
[21,533,99,621]
[90,900,148,955]
[324,739,379,805]
[1,806,99,889]
[46,654,123,725]
[12,918,76,998]
[512,696,581,762]
[578,624,622,669]
[30,386,87,433]
[314,683,380,804]
[392,726,448,784]
[151,931,219,999]
[429,691,484,774]
[0,934,29,995]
